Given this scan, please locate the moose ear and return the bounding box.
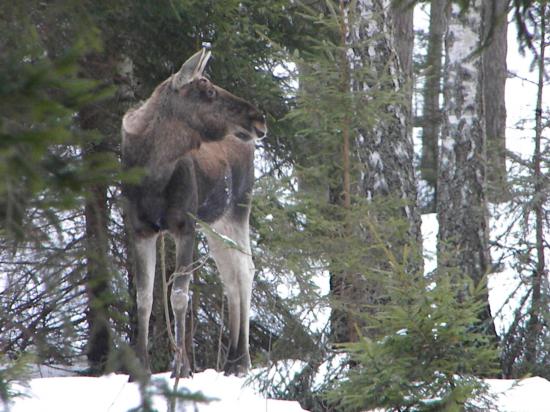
[172,48,212,89]
[194,49,211,77]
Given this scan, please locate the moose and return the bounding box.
[121,49,266,378]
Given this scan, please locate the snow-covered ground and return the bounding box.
[6,367,550,412]
[8,369,307,412]
[485,377,550,412]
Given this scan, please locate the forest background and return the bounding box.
[1,0,549,411]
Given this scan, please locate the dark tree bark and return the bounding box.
[483,0,509,202]
[437,0,496,337]
[328,0,357,344]
[81,120,113,373]
[150,236,173,373]
[420,0,449,211]
[80,51,132,374]
[84,187,112,373]
[391,0,414,84]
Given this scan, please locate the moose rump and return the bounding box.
[121,49,266,378]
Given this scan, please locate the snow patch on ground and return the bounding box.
[9,369,307,412]
[8,367,550,412]
[486,377,550,412]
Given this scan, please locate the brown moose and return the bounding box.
[121,49,266,378]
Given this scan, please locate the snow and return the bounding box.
[421,213,438,275]
[421,205,544,339]
[486,377,550,412]
[8,369,307,412]
[8,366,550,412]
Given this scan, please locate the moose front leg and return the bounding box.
[170,231,195,378]
[134,234,158,379]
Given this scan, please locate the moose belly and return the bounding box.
[197,173,232,223]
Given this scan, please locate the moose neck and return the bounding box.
[123,122,200,200]
[149,115,200,160]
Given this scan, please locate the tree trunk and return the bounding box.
[328,0,356,345]
[483,0,508,202]
[82,127,113,373]
[391,0,414,90]
[350,0,421,245]
[80,51,134,374]
[437,0,496,337]
[330,0,421,343]
[420,0,448,211]
[524,1,546,368]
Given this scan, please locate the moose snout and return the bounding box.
[253,118,267,139]
[249,110,267,139]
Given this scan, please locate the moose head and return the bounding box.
[122,49,266,154]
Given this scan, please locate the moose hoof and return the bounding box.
[223,361,249,377]
[128,368,152,383]
[171,357,192,379]
[170,368,192,379]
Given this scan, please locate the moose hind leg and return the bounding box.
[134,235,158,379]
[170,232,194,378]
[206,215,254,376]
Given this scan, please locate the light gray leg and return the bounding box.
[134,234,158,376]
[205,213,254,376]
[170,232,195,378]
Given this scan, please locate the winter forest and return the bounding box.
[1,0,549,411]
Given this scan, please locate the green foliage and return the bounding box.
[250,6,425,410]
[0,4,117,241]
[0,2,519,412]
[328,254,498,411]
[0,353,35,409]
[0,2,135,385]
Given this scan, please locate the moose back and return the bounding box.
[121,49,266,377]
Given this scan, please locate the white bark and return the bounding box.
[438,1,490,287]
[347,0,421,245]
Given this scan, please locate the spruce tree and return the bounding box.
[499,1,550,378]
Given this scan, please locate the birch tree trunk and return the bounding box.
[329,0,421,343]
[349,0,422,245]
[437,1,495,336]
